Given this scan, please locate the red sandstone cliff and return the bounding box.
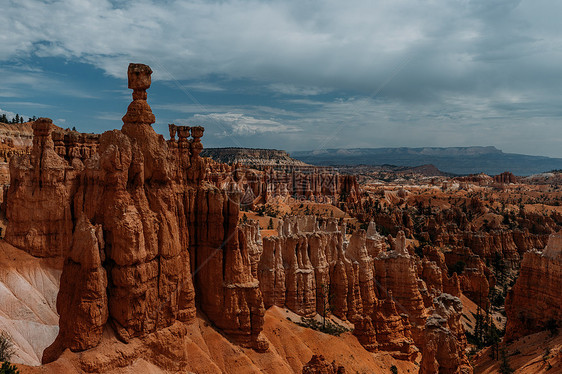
[4,64,267,364]
[505,231,562,341]
[3,63,475,373]
[257,217,471,368]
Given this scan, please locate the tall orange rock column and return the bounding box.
[41,63,199,362]
[5,117,76,257]
[42,215,109,363]
[189,186,268,351]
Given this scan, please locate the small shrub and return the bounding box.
[543,347,551,362]
[0,332,15,363]
[0,362,20,374]
[390,365,398,374]
[296,317,350,336]
[499,347,514,374]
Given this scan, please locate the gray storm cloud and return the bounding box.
[1,0,562,156]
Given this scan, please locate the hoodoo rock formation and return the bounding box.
[505,231,562,341]
[4,63,268,364]
[257,216,471,367]
[5,118,77,257]
[420,294,471,374]
[0,63,482,373]
[204,162,361,212]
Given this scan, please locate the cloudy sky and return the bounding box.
[1,0,562,156]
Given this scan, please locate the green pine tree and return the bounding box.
[499,347,514,374]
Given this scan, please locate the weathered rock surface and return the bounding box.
[258,218,471,367]
[0,241,61,366]
[5,63,267,363]
[493,171,517,184]
[505,231,562,341]
[420,294,472,374]
[5,118,78,257]
[42,215,108,363]
[202,147,310,168]
[2,63,477,372]
[205,162,361,211]
[302,355,345,374]
[374,231,428,346]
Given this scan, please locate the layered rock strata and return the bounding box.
[5,118,78,257]
[204,161,361,211]
[258,216,470,366]
[5,63,267,363]
[505,231,562,341]
[420,294,472,374]
[3,63,474,371]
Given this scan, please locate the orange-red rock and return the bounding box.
[505,232,562,341]
[302,355,346,374]
[42,214,108,363]
[5,118,77,257]
[420,294,472,374]
[14,63,269,362]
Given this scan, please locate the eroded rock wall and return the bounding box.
[258,216,470,367]
[5,64,267,363]
[505,232,562,341]
[4,63,472,372]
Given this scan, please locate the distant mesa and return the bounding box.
[291,146,562,176]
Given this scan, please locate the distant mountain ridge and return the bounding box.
[290,146,562,176]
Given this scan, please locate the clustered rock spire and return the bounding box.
[5,63,269,364]
[3,63,474,372]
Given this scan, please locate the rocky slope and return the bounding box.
[473,330,562,373]
[17,307,418,374]
[0,241,61,366]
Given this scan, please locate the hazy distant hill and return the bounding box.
[290,146,562,176]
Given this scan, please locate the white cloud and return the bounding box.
[2,0,560,95]
[267,83,329,96]
[187,112,301,136]
[2,0,562,156]
[0,109,17,121]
